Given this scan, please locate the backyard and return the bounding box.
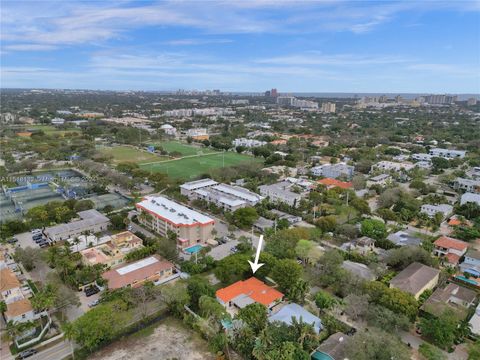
[92,317,214,360]
[139,152,262,180]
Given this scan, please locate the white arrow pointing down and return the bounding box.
[248,235,264,274]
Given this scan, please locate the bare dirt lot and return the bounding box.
[91,317,214,360]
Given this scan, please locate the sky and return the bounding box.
[1,0,479,93]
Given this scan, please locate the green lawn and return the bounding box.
[140,152,262,179]
[99,146,167,164]
[149,141,217,156]
[28,125,80,136]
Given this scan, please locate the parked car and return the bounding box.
[31,229,42,234]
[230,246,238,253]
[7,237,18,244]
[88,299,100,308]
[17,349,38,359]
[85,285,100,297]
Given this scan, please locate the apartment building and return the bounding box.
[80,231,144,268]
[420,204,453,219]
[102,255,175,289]
[136,196,214,249]
[429,148,466,159]
[453,178,480,193]
[259,181,307,208]
[44,209,111,242]
[371,161,415,173]
[181,179,263,212]
[232,138,267,148]
[311,163,354,180]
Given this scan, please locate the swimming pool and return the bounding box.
[184,244,203,254]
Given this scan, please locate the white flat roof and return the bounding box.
[213,184,263,203]
[116,256,158,275]
[180,178,218,191]
[137,196,214,225]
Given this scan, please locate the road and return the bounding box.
[28,341,72,360]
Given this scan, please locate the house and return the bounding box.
[420,204,453,219]
[453,178,480,193]
[461,192,480,206]
[253,217,274,233]
[311,163,354,180]
[433,236,468,265]
[389,262,440,300]
[44,209,111,242]
[422,283,477,318]
[341,260,376,281]
[259,181,307,208]
[0,268,41,323]
[460,249,480,277]
[469,303,480,336]
[312,332,350,360]
[269,303,323,333]
[429,148,466,159]
[102,255,176,289]
[136,196,214,249]
[215,277,283,312]
[80,231,143,268]
[340,236,375,255]
[412,153,433,162]
[160,124,177,136]
[270,209,302,224]
[367,174,391,188]
[317,178,353,190]
[387,230,423,247]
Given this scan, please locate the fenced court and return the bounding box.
[139,152,262,180]
[86,193,132,210]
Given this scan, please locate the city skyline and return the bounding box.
[1,0,480,93]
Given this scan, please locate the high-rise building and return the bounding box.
[271,88,278,97]
[467,98,478,106]
[321,102,336,113]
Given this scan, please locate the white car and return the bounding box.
[88,299,100,308]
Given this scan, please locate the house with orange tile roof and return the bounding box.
[317,178,353,190]
[216,277,284,312]
[433,236,469,266]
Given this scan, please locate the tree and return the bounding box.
[352,175,366,190]
[214,253,251,284]
[186,276,215,311]
[386,246,436,270]
[360,218,387,240]
[63,300,131,351]
[198,295,227,321]
[14,246,40,271]
[230,207,259,229]
[345,329,410,360]
[419,343,447,360]
[314,290,336,312]
[316,215,337,233]
[271,259,302,295]
[160,283,190,317]
[295,239,314,263]
[366,304,410,332]
[468,340,480,360]
[236,303,268,335]
[419,309,460,349]
[365,281,418,321]
[344,294,369,321]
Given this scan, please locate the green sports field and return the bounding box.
[99,146,167,164]
[149,141,217,156]
[139,152,262,179]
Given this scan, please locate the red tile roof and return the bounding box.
[102,254,174,289]
[445,253,461,265]
[216,277,283,306]
[317,178,353,189]
[434,236,468,251]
